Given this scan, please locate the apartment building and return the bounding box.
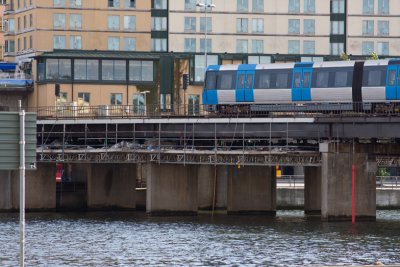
[1,0,400,110]
[0,3,5,61]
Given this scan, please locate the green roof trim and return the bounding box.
[36,50,164,60]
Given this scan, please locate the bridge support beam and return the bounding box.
[198,165,228,212]
[227,166,276,215]
[87,163,136,210]
[0,163,56,211]
[320,143,377,221]
[304,166,321,215]
[146,163,198,215]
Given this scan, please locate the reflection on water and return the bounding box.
[1,210,400,266]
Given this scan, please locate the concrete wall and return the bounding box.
[228,166,276,215]
[87,163,136,210]
[304,166,321,214]
[277,188,304,209]
[0,163,56,211]
[377,189,400,209]
[198,165,228,211]
[146,163,198,215]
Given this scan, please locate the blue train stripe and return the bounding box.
[238,64,257,71]
[207,65,220,71]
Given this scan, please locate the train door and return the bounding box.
[292,64,312,101]
[236,70,255,102]
[386,64,400,100]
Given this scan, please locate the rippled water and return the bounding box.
[1,210,400,266]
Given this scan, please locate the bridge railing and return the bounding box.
[376,176,400,189]
[20,102,400,120]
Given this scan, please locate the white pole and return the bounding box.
[204,5,208,71]
[19,100,26,267]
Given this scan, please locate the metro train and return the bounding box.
[202,59,400,112]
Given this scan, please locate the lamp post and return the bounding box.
[196,2,215,74]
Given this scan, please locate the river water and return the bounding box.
[1,210,400,266]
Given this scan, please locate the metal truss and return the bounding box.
[376,156,400,167]
[37,149,322,166]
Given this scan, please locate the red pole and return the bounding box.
[352,164,356,224]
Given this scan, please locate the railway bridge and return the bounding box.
[2,104,400,221]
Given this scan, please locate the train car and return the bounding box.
[202,59,400,113]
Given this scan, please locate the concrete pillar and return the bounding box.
[87,163,136,210]
[304,166,321,215]
[146,163,198,215]
[0,163,56,211]
[227,166,276,215]
[198,165,228,212]
[320,143,377,221]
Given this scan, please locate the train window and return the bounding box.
[388,70,396,86]
[303,72,311,88]
[254,69,292,89]
[205,71,217,89]
[334,71,348,87]
[362,66,386,87]
[258,73,271,88]
[276,73,291,88]
[237,74,245,89]
[315,71,329,88]
[294,72,301,88]
[217,71,236,89]
[246,74,253,89]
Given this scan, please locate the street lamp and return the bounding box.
[196,2,215,75]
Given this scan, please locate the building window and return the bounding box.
[74,59,99,80]
[288,19,300,34]
[288,40,300,54]
[102,60,126,81]
[23,16,26,29]
[70,0,82,8]
[194,55,218,82]
[123,16,135,31]
[304,19,315,34]
[151,17,167,31]
[288,0,300,13]
[124,0,135,8]
[45,58,71,80]
[330,42,344,55]
[252,40,264,53]
[54,0,65,7]
[200,39,212,53]
[236,39,248,53]
[252,18,263,33]
[236,18,248,33]
[5,40,15,53]
[363,0,374,14]
[54,14,66,29]
[151,38,167,51]
[362,41,374,55]
[237,0,248,12]
[108,37,120,50]
[153,0,167,9]
[78,92,90,106]
[184,38,196,52]
[23,37,26,50]
[133,93,146,114]
[331,0,345,13]
[108,0,120,8]
[111,93,123,105]
[184,17,196,32]
[188,95,200,115]
[54,35,66,49]
[185,0,196,10]
[378,21,389,36]
[7,19,15,32]
[378,0,389,14]
[252,0,264,12]
[200,17,212,32]
[303,41,315,54]
[248,56,271,64]
[378,42,389,56]
[70,14,82,29]
[108,15,120,30]
[124,37,136,51]
[331,21,344,34]
[29,14,33,27]
[362,20,374,35]
[70,35,82,49]
[129,60,154,82]
[160,94,171,111]
[304,0,315,13]
[29,36,33,48]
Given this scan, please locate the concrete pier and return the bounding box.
[227,166,276,215]
[0,163,56,211]
[198,165,228,211]
[87,163,136,210]
[304,166,321,215]
[320,143,377,221]
[146,163,198,215]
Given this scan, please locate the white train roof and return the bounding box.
[313,61,355,68]
[364,59,389,66]
[255,63,295,70]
